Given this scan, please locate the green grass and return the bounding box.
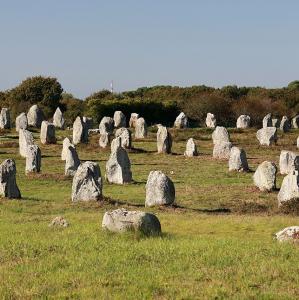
[1,127,299,299]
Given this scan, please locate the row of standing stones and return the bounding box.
[1,106,299,240]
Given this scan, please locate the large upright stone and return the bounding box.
[40,121,56,144]
[228,146,249,172]
[16,112,28,132]
[135,118,147,139]
[53,107,65,129]
[19,129,34,158]
[0,108,10,129]
[105,144,132,184]
[174,112,188,129]
[27,105,44,128]
[184,138,198,157]
[145,170,175,207]
[157,125,172,154]
[99,133,110,148]
[110,137,122,153]
[279,150,299,175]
[71,162,102,202]
[25,145,41,174]
[280,116,291,133]
[236,115,250,129]
[129,113,139,128]
[0,159,21,199]
[206,113,217,128]
[253,161,277,192]
[272,118,280,128]
[61,137,71,160]
[213,141,232,159]
[65,145,80,176]
[113,111,126,128]
[99,116,114,135]
[212,126,230,145]
[256,127,277,146]
[102,209,161,236]
[262,113,272,128]
[292,115,299,129]
[115,127,132,149]
[72,116,88,145]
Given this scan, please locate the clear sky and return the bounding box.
[0,0,298,98]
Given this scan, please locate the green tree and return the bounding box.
[288,81,299,90]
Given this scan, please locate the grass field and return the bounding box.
[1,126,299,299]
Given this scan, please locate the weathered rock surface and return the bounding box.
[262,113,272,128]
[0,108,10,129]
[61,137,71,160]
[277,171,299,208]
[280,116,291,133]
[113,111,126,128]
[115,127,132,149]
[27,105,44,128]
[99,132,110,148]
[49,216,69,227]
[53,107,65,129]
[102,209,161,236]
[292,115,299,129]
[174,112,188,129]
[0,159,21,199]
[145,170,175,207]
[40,121,56,144]
[228,146,249,172]
[65,145,80,176]
[72,116,88,145]
[19,129,35,158]
[184,138,198,157]
[71,162,102,202]
[135,117,147,139]
[213,142,232,159]
[157,125,172,154]
[275,226,299,242]
[236,115,250,129]
[279,150,299,175]
[256,127,277,146]
[25,145,41,174]
[212,126,230,145]
[129,113,139,128]
[16,112,28,132]
[205,113,217,128]
[99,116,114,135]
[253,161,277,191]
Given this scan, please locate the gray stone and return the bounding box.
[72,116,88,145]
[16,112,28,132]
[115,127,132,149]
[145,170,175,207]
[0,108,10,129]
[279,150,299,175]
[99,116,114,135]
[277,170,299,207]
[71,161,103,202]
[184,138,198,157]
[280,116,291,132]
[292,115,299,129]
[228,146,249,172]
[253,161,277,192]
[110,136,122,153]
[19,129,35,158]
[113,111,126,128]
[236,115,250,129]
[275,226,299,242]
[102,209,161,236]
[53,107,65,129]
[0,159,21,199]
[61,137,71,160]
[135,117,147,139]
[157,125,172,154]
[212,126,230,145]
[65,145,80,176]
[256,127,277,146]
[272,118,280,128]
[40,121,56,144]
[262,113,272,128]
[99,132,110,148]
[206,113,217,128]
[49,216,69,227]
[25,145,41,174]
[129,113,139,128]
[174,112,188,128]
[213,141,232,159]
[27,105,44,128]
[297,136,299,149]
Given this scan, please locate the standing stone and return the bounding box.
[16,112,28,132]
[113,111,126,128]
[99,133,110,148]
[61,137,71,160]
[25,145,41,174]
[83,116,93,130]
[0,159,21,199]
[174,112,188,129]
[279,150,299,175]
[212,126,230,145]
[40,121,56,144]
[102,209,161,236]
[292,115,299,129]
[0,108,10,129]
[297,137,299,149]
[27,105,44,128]
[110,137,122,153]
[213,142,232,159]
[99,116,114,135]
[253,161,277,192]
[256,127,277,146]
[65,145,80,176]
[275,226,299,242]
[135,117,147,139]
[145,170,175,207]
[53,107,65,129]
[106,144,132,184]
[72,116,88,145]
[184,138,198,157]
[228,146,249,172]
[71,161,102,202]
[280,116,291,133]
[263,113,272,128]
[206,113,217,128]
[19,129,35,158]
[236,115,250,129]
[157,125,172,154]
[272,118,280,128]
[129,113,139,128]
[115,127,132,149]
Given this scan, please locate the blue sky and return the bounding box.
[0,0,298,98]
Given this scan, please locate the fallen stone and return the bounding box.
[49,216,69,227]
[275,226,299,242]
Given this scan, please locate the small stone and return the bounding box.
[26,145,41,174]
[49,216,69,227]
[253,161,277,192]
[27,105,44,128]
[113,111,126,128]
[174,112,188,128]
[157,125,172,154]
[275,226,299,242]
[184,138,198,157]
[206,113,217,128]
[228,146,249,172]
[53,107,65,129]
[16,112,28,132]
[0,108,10,129]
[40,121,56,144]
[72,116,88,145]
[236,115,250,129]
[99,116,114,135]
[135,117,147,139]
[280,116,291,133]
[292,115,299,129]
[129,113,139,128]
[262,113,272,128]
